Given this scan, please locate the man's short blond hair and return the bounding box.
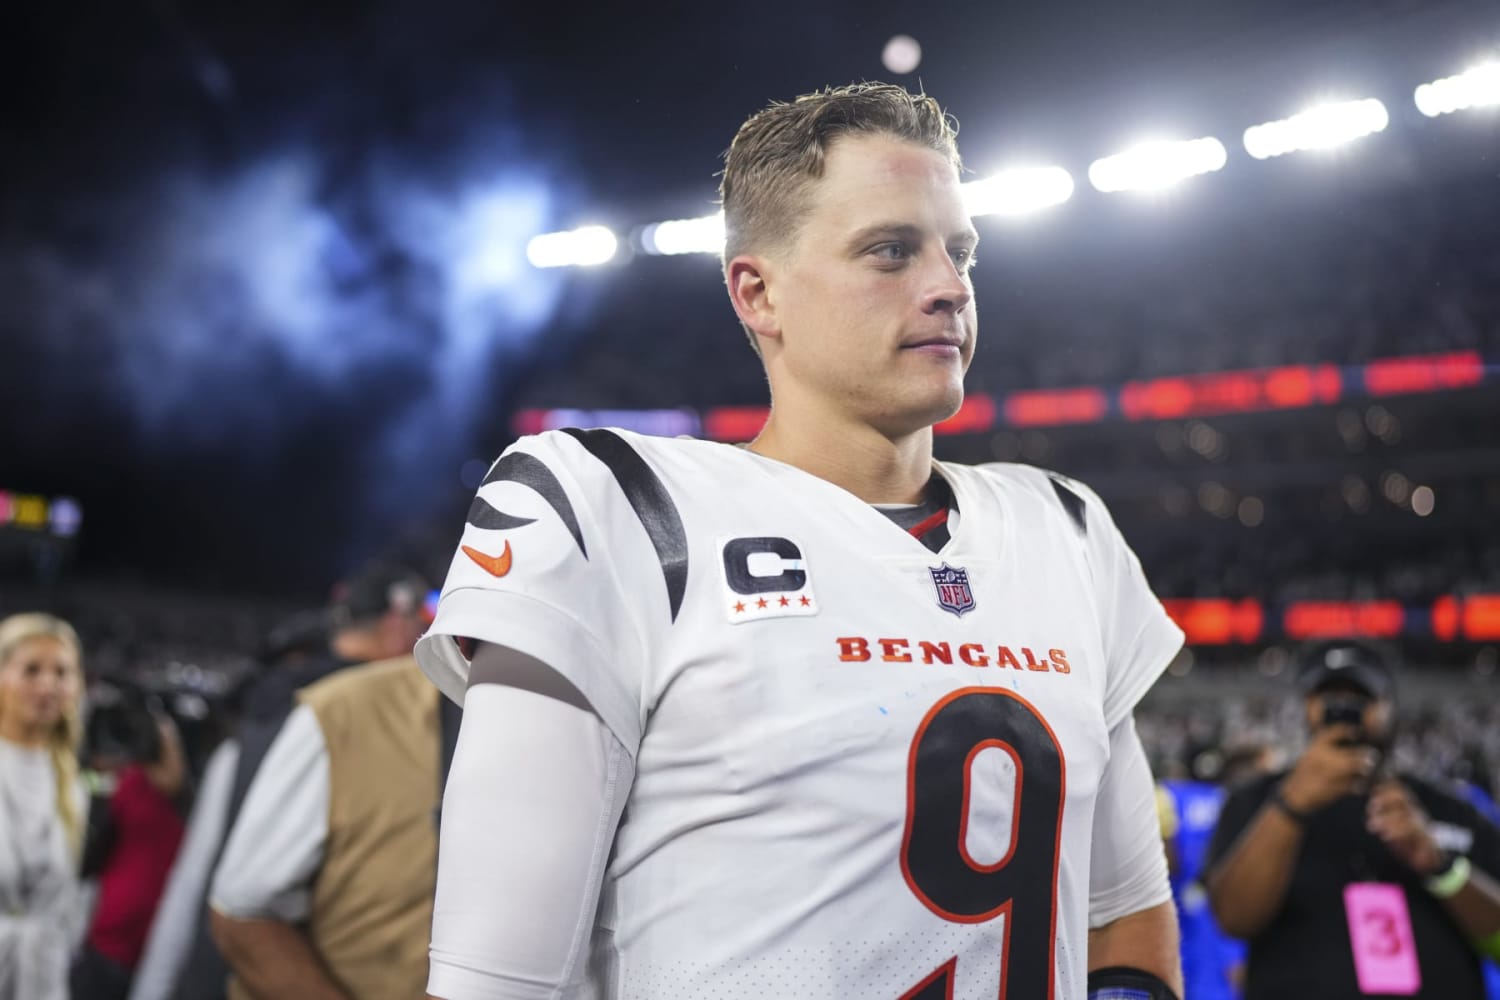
[718,82,963,353]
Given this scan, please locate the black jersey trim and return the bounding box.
[925,473,954,553]
[481,452,587,558]
[1047,475,1088,536]
[561,428,688,622]
[466,497,538,532]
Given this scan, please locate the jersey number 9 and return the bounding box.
[899,687,1065,999]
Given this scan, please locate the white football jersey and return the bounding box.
[417,428,1183,1000]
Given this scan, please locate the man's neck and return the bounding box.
[749,406,935,505]
[331,630,382,664]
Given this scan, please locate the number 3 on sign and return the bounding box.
[898,687,1066,999]
[1344,883,1421,995]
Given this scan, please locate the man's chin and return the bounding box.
[923,384,967,428]
[871,388,965,437]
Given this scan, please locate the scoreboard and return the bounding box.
[0,490,82,538]
[0,489,82,582]
[1162,596,1500,644]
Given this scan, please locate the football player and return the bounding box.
[418,83,1184,1000]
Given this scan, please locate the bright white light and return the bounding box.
[525,225,619,268]
[1411,485,1435,517]
[641,213,725,256]
[1415,61,1500,117]
[1087,137,1228,194]
[963,166,1075,218]
[883,35,922,75]
[1242,98,1390,159]
[453,188,543,292]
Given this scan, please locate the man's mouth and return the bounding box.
[901,337,963,354]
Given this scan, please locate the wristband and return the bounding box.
[1476,926,1500,963]
[1271,786,1314,825]
[1087,966,1181,1000]
[1424,854,1471,899]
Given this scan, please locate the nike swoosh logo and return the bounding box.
[462,540,512,577]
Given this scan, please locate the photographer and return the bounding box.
[1206,644,1500,999]
[72,683,188,1000]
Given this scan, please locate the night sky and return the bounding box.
[0,0,1488,596]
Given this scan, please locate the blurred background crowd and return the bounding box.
[1,0,1497,997]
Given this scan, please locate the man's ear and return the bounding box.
[726,254,781,346]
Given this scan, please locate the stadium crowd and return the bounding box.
[1138,667,1500,799]
[2,545,1495,999]
[511,171,1500,412]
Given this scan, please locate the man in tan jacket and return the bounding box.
[209,593,456,999]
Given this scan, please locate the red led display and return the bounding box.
[1364,351,1483,397]
[1283,601,1405,640]
[1003,388,1110,427]
[703,406,770,443]
[1162,598,1265,645]
[1120,364,1342,421]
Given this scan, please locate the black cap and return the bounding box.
[261,610,331,663]
[1297,642,1394,701]
[330,562,428,627]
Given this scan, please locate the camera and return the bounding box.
[84,680,165,764]
[1320,692,1370,743]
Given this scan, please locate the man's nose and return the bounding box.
[920,256,973,315]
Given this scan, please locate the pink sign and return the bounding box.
[1344,882,1421,995]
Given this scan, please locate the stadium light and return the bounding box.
[1414,61,1500,117]
[1087,137,1227,194]
[641,213,724,256]
[1242,98,1390,159]
[525,225,619,268]
[963,166,1075,218]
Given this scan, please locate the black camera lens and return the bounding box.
[84,682,163,763]
[1320,692,1369,730]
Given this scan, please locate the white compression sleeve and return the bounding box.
[1088,714,1173,928]
[427,684,634,1000]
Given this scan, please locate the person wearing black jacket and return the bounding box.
[1206,643,1500,999]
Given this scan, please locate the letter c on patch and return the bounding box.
[723,537,807,595]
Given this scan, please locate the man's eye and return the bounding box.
[873,243,909,262]
[951,248,978,270]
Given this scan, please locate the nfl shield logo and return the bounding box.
[929,564,975,617]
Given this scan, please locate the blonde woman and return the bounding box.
[0,612,88,1000]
